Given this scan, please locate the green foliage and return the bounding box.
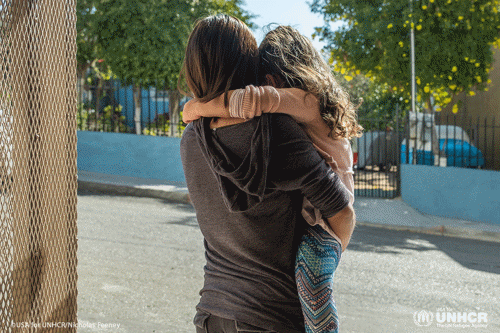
[77,0,254,136]
[77,0,99,74]
[142,112,187,136]
[311,0,500,112]
[77,103,129,132]
[92,0,189,88]
[85,59,115,86]
[335,72,408,131]
[89,0,255,89]
[208,0,257,29]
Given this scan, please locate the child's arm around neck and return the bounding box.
[182,92,233,123]
[182,85,319,124]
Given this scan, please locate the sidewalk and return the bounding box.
[78,170,500,244]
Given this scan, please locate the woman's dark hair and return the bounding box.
[179,14,258,107]
[259,26,363,139]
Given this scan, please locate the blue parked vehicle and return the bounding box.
[401,125,485,168]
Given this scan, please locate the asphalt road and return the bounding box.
[77,191,500,333]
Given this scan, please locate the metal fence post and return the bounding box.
[395,104,402,197]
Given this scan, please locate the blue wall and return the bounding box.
[77,130,500,224]
[401,164,500,224]
[77,131,185,183]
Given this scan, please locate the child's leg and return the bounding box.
[295,224,342,333]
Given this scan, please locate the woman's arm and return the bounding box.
[268,115,354,252]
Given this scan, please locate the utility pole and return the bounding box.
[410,0,416,114]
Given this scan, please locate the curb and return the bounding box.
[77,180,191,205]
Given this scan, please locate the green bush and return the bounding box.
[142,112,186,136]
[77,103,130,133]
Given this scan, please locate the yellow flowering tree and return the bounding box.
[311,0,500,113]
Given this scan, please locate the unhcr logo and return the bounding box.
[413,310,434,326]
[413,309,489,328]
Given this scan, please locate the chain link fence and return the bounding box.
[0,0,78,331]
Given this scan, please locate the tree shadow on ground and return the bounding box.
[349,225,500,275]
[77,189,500,275]
[160,217,199,228]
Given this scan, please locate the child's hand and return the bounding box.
[182,94,232,123]
[182,99,200,123]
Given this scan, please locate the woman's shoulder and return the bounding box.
[269,113,306,134]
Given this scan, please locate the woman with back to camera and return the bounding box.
[179,15,355,333]
[183,25,362,332]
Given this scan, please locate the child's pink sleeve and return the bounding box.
[182,85,319,124]
[329,139,355,204]
[181,85,279,123]
[229,85,279,118]
[229,85,319,123]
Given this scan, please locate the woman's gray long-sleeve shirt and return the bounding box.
[180,114,349,333]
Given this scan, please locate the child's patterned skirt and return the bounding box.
[295,224,342,333]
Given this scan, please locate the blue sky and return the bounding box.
[241,0,340,52]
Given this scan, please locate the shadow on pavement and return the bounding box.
[160,217,199,228]
[349,225,500,275]
[77,189,500,275]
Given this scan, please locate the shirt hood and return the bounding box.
[193,116,270,212]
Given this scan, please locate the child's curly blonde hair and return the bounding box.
[258,26,363,139]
